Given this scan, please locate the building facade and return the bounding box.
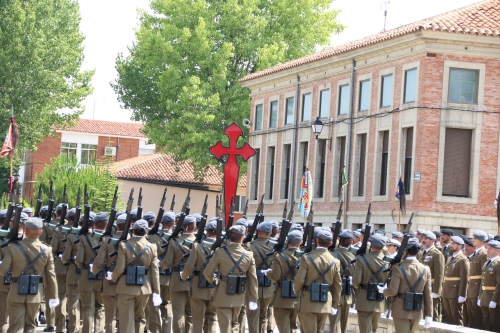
[240,0,500,235]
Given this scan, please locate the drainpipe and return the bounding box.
[345,59,356,223]
[289,75,300,205]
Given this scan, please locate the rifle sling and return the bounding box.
[83,234,98,262]
[306,254,335,284]
[280,252,295,281]
[399,265,427,292]
[124,242,151,267]
[332,251,353,277]
[360,255,387,282]
[251,243,270,269]
[223,247,247,275]
[15,243,48,275]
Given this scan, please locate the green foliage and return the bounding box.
[112,0,344,178]
[0,0,94,154]
[34,155,123,213]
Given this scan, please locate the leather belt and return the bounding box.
[444,277,460,281]
[482,286,496,291]
[11,277,43,283]
[193,271,200,276]
[469,275,481,280]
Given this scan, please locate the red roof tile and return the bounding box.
[111,154,247,188]
[241,0,500,82]
[56,118,147,138]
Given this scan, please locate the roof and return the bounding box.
[241,0,500,82]
[55,118,147,138]
[111,154,247,188]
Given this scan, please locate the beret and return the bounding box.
[132,219,148,230]
[56,204,64,212]
[417,229,425,235]
[0,209,7,219]
[22,207,33,214]
[494,235,500,242]
[192,214,203,223]
[373,229,386,236]
[405,237,419,249]
[433,231,442,238]
[463,237,473,247]
[488,234,494,242]
[408,230,416,238]
[25,217,43,230]
[130,209,138,219]
[142,211,156,222]
[422,231,436,240]
[387,239,401,247]
[472,230,488,242]
[290,224,303,232]
[94,213,108,223]
[235,218,248,226]
[287,230,303,244]
[317,230,333,241]
[257,221,272,233]
[488,240,500,249]
[246,220,254,228]
[441,229,454,236]
[313,226,323,239]
[183,215,196,225]
[175,213,182,220]
[229,225,245,235]
[270,220,279,229]
[19,212,29,221]
[208,217,218,223]
[67,208,76,218]
[115,211,126,220]
[391,231,403,238]
[451,235,464,245]
[205,221,217,231]
[40,206,48,214]
[88,211,96,222]
[339,230,354,239]
[369,234,388,248]
[353,231,362,238]
[116,213,127,224]
[161,212,176,223]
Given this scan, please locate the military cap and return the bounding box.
[488,240,500,249]
[142,211,156,222]
[161,212,176,223]
[408,230,416,238]
[369,234,388,248]
[182,215,196,225]
[488,234,494,242]
[494,235,500,242]
[25,217,43,230]
[22,207,33,214]
[472,230,488,242]
[192,213,203,224]
[208,216,218,223]
[373,229,386,236]
[88,212,96,222]
[175,213,182,220]
[256,221,272,233]
[441,229,454,236]
[417,229,426,235]
[67,208,76,218]
[19,212,29,221]
[463,237,473,247]
[246,220,254,228]
[317,230,333,241]
[56,203,67,212]
[116,213,127,224]
[229,225,245,235]
[353,231,362,238]
[115,210,126,220]
[130,209,138,219]
[0,209,7,219]
[387,239,401,247]
[40,205,48,214]
[235,218,247,227]
[339,230,354,239]
[94,213,108,223]
[451,235,464,245]
[392,231,403,239]
[290,224,303,232]
[422,230,436,241]
[270,220,279,229]
[132,219,148,230]
[205,221,217,231]
[313,226,323,239]
[433,231,442,238]
[287,230,303,244]
[405,237,419,249]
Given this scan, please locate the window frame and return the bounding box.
[447,68,479,105]
[338,84,350,116]
[284,97,294,125]
[403,68,418,104]
[269,100,278,129]
[380,74,394,108]
[254,104,263,130]
[358,79,371,112]
[80,143,97,165]
[318,89,330,119]
[301,93,312,122]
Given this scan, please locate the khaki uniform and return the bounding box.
[39,222,55,328]
[76,234,105,333]
[0,238,57,333]
[479,256,500,331]
[111,237,161,333]
[418,246,444,322]
[181,241,216,333]
[49,219,69,332]
[247,238,275,333]
[266,248,299,333]
[203,243,258,333]
[160,233,195,333]
[466,247,487,330]
[294,248,341,333]
[442,251,469,326]
[330,247,355,333]
[383,259,432,333]
[0,244,10,333]
[352,251,389,333]
[440,244,452,261]
[61,232,81,333]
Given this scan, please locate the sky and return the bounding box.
[77,0,482,123]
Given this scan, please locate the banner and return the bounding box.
[298,169,313,219]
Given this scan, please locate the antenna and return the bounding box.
[380,1,390,32]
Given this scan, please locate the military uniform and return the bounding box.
[61,231,81,333]
[441,244,452,261]
[39,218,55,330]
[330,247,355,333]
[49,218,69,333]
[418,245,444,322]
[479,255,500,331]
[442,251,469,326]
[466,246,487,330]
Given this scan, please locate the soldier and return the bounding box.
[76,212,107,333]
[478,239,500,331]
[106,219,162,333]
[391,232,403,243]
[294,230,342,333]
[353,231,361,248]
[418,231,444,323]
[234,217,249,333]
[203,225,258,333]
[440,229,453,260]
[442,235,469,326]
[433,231,443,251]
[379,238,433,332]
[0,217,59,333]
[264,230,301,333]
[386,239,400,258]
[159,215,196,333]
[180,220,217,333]
[22,207,33,218]
[156,212,175,333]
[0,210,9,333]
[329,230,356,333]
[416,229,425,244]
[247,221,275,333]
[466,230,488,330]
[37,205,53,330]
[352,234,390,333]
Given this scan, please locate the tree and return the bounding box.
[34,155,123,212]
[113,0,344,178]
[0,0,94,154]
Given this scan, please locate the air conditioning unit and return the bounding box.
[104,146,117,156]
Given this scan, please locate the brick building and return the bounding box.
[240,0,500,235]
[21,118,156,198]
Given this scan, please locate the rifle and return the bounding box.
[403,212,414,234]
[267,220,292,256]
[207,217,223,257]
[62,188,82,242]
[91,186,119,248]
[59,184,68,226]
[149,188,167,236]
[109,188,135,257]
[183,194,209,254]
[136,187,143,220]
[215,195,220,218]
[169,194,176,212]
[243,194,264,243]
[73,205,91,244]
[2,202,15,231]
[282,200,288,219]
[0,205,23,247]
[163,189,191,244]
[242,198,249,219]
[328,201,344,251]
[45,182,55,225]
[34,185,43,217]
[351,203,372,255]
[226,196,235,230]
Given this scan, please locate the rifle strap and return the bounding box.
[16,243,48,275]
[223,247,246,275]
[199,244,211,270]
[83,234,98,261]
[398,265,427,292]
[280,252,295,281]
[124,242,151,267]
[251,243,270,269]
[306,254,335,284]
[332,251,346,271]
[360,255,387,282]
[172,239,189,265]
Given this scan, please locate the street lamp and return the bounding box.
[312,116,324,139]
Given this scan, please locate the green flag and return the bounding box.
[341,166,348,188]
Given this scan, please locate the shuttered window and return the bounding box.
[404,127,413,194]
[280,144,291,199]
[269,101,278,128]
[265,147,275,200]
[336,137,346,197]
[250,149,260,200]
[379,131,389,195]
[443,128,472,197]
[357,134,367,196]
[314,140,327,198]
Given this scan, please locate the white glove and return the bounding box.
[152,293,162,306]
[89,263,93,272]
[58,254,62,258]
[261,269,271,276]
[49,298,60,308]
[431,292,439,298]
[74,256,76,260]
[478,299,481,307]
[458,296,466,303]
[424,316,432,328]
[179,271,184,280]
[157,258,161,263]
[105,271,113,281]
[377,283,387,294]
[489,301,497,308]
[330,307,337,315]
[248,302,258,310]
[349,276,352,285]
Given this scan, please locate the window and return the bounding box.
[296,142,309,198]
[265,147,275,200]
[357,134,367,196]
[139,148,155,156]
[404,128,413,194]
[234,195,247,213]
[319,90,330,119]
[269,101,278,128]
[314,140,327,198]
[280,144,291,200]
[404,69,417,103]
[302,94,312,122]
[250,149,260,200]
[336,137,346,197]
[379,131,389,195]
[359,80,370,112]
[338,85,349,115]
[380,74,393,108]
[442,128,472,197]
[254,104,263,130]
[448,69,478,104]
[285,97,294,125]
[81,144,97,165]
[61,142,77,160]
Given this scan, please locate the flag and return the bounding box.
[298,169,313,219]
[1,118,18,158]
[395,177,406,217]
[495,189,500,223]
[341,166,348,188]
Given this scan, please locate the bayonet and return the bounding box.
[34,185,43,217]
[201,194,208,217]
[242,198,249,219]
[149,188,167,236]
[136,187,143,220]
[169,194,176,212]
[282,200,288,220]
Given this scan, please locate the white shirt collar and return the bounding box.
[339,246,349,250]
[489,255,499,262]
[316,246,327,250]
[424,245,435,253]
[406,256,417,260]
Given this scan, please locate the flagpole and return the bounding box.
[398,206,400,232]
[343,186,347,227]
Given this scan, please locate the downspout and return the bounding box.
[289,75,300,205]
[345,59,356,223]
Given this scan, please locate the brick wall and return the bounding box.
[97,136,139,162]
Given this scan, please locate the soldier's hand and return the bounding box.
[261,269,271,276]
[458,296,466,303]
[377,283,387,294]
[424,316,432,328]
[248,302,258,310]
[330,307,337,316]
[477,299,481,307]
[431,292,439,298]
[89,263,93,272]
[489,301,497,308]
[105,271,113,281]
[49,299,60,309]
[153,293,162,306]
[349,276,352,285]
